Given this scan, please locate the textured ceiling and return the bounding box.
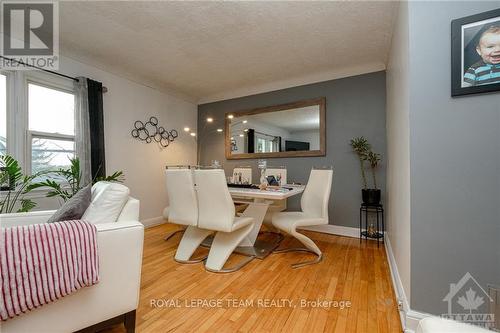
[60,1,397,102]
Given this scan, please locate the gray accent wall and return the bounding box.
[408,1,500,314]
[198,71,387,228]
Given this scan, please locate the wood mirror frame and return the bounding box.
[225,97,326,160]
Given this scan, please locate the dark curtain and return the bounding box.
[247,129,255,154]
[87,79,106,179]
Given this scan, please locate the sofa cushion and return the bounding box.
[47,185,91,223]
[82,182,130,224]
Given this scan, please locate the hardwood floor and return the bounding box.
[105,223,402,333]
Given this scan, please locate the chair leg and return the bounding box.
[273,228,323,268]
[164,227,185,241]
[205,223,255,273]
[174,226,212,264]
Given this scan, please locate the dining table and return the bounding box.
[202,184,305,259]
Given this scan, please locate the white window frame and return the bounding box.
[0,70,14,158]
[25,76,76,174]
[1,70,76,176]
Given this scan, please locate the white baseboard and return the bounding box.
[141,216,166,228]
[299,224,360,238]
[384,236,432,333]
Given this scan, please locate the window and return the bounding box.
[0,72,77,179]
[28,82,75,174]
[0,74,6,156]
[256,136,279,153]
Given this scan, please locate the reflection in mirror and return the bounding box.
[226,97,325,159]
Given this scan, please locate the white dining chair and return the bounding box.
[165,168,212,263]
[272,168,333,268]
[163,165,192,241]
[264,166,287,186]
[232,166,253,184]
[262,166,288,229]
[195,169,256,273]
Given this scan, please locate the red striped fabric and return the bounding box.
[0,220,99,321]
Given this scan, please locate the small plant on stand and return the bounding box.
[350,137,370,190]
[366,151,381,190]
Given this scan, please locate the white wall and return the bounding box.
[385,0,411,310]
[35,55,198,224]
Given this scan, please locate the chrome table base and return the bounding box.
[201,232,283,260]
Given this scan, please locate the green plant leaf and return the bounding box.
[17,199,36,213]
[1,155,23,188]
[95,170,125,184]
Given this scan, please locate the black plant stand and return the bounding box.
[359,203,384,246]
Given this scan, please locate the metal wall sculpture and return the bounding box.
[131,116,178,148]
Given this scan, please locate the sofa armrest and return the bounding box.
[1,219,145,333]
[0,210,56,228]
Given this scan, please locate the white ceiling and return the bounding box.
[60,1,397,103]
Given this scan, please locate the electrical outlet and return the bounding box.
[397,300,404,311]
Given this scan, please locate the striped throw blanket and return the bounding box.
[0,220,99,321]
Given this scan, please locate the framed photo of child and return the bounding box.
[451,8,500,97]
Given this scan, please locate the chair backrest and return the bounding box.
[265,167,287,186]
[232,167,252,184]
[301,169,333,220]
[165,169,198,226]
[195,169,235,232]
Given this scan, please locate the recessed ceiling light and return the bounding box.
[242,120,247,124]
[227,115,234,119]
[190,132,196,137]
[244,129,248,132]
[206,117,213,123]
[217,128,223,132]
[239,134,244,137]
[184,127,190,132]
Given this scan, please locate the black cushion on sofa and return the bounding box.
[47,185,92,223]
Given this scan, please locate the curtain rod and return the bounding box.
[0,56,108,92]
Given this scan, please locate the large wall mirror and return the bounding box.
[225,97,326,159]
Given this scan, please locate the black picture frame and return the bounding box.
[451,8,500,97]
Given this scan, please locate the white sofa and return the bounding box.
[417,317,492,333]
[0,197,144,333]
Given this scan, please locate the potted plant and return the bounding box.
[0,155,50,213]
[350,137,382,205]
[364,150,381,205]
[29,157,124,203]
